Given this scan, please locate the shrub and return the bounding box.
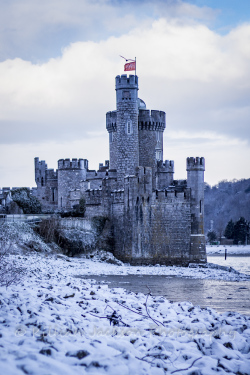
[0,222,24,287]
[11,188,42,214]
[35,217,60,243]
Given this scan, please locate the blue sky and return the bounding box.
[0,0,249,187]
[186,0,250,29]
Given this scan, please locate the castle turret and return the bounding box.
[35,157,47,188]
[186,157,206,262]
[34,157,58,207]
[156,160,174,189]
[106,110,117,170]
[107,75,139,187]
[138,108,166,188]
[57,158,88,209]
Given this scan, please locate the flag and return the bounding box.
[124,61,136,71]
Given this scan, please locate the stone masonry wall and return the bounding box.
[115,75,139,187]
[58,159,87,209]
[113,192,191,265]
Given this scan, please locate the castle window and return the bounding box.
[156,131,161,142]
[126,119,133,135]
[41,177,44,186]
[122,90,131,100]
[156,150,162,161]
[200,200,202,214]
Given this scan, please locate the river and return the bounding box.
[79,255,250,316]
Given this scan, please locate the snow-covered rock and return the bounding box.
[0,253,250,375]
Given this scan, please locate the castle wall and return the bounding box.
[58,158,87,209]
[112,187,192,265]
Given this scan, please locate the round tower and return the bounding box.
[115,74,139,186]
[57,158,87,209]
[186,157,207,262]
[138,108,166,188]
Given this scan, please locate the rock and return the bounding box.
[66,350,90,360]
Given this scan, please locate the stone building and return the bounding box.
[34,74,206,265]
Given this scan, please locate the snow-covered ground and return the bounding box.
[1,253,250,375]
[207,245,250,256]
[66,251,250,281]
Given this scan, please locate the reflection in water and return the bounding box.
[77,274,250,316]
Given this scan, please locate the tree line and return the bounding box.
[204,178,250,244]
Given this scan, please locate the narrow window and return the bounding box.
[41,177,44,186]
[200,200,202,213]
[156,150,162,161]
[126,119,133,135]
[61,197,63,207]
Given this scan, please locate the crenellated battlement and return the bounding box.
[157,160,174,173]
[186,157,205,171]
[58,158,88,170]
[35,157,47,169]
[115,74,138,90]
[85,189,102,205]
[106,111,117,133]
[46,169,57,180]
[154,187,190,202]
[138,109,165,131]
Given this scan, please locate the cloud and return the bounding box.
[0,0,249,186]
[0,18,249,146]
[0,0,218,61]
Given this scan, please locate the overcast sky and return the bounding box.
[0,0,249,188]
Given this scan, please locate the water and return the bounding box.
[78,274,250,315]
[77,256,250,316]
[207,255,250,275]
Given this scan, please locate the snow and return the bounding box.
[1,253,250,375]
[69,251,250,281]
[207,245,250,256]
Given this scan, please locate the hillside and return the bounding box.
[204,178,250,237]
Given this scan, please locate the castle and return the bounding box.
[35,74,207,265]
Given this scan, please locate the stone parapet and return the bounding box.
[58,158,88,170]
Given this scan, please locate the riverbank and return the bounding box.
[207,245,250,256]
[0,252,250,375]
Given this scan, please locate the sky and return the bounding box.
[0,0,249,188]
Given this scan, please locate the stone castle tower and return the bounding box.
[34,74,206,265]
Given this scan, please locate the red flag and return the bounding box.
[124,61,136,71]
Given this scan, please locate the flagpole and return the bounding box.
[135,57,136,76]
